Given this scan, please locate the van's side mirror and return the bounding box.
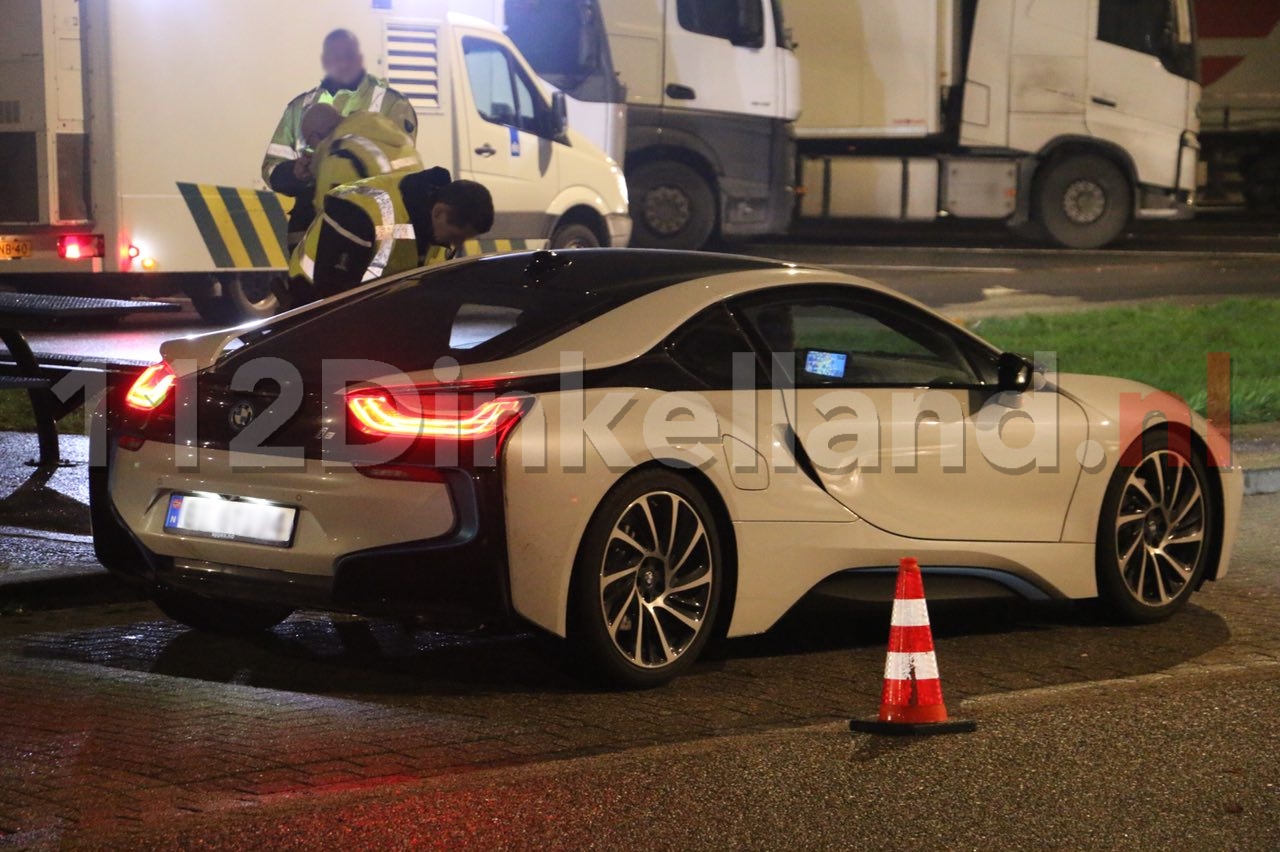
[996,352,1034,394]
[549,91,569,139]
[731,0,766,48]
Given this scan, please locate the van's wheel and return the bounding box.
[1035,154,1132,249]
[191,273,280,326]
[628,161,717,250]
[551,222,601,249]
[153,588,293,636]
[570,470,724,687]
[1095,430,1217,624]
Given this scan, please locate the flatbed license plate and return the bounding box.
[164,493,297,547]
[0,237,34,261]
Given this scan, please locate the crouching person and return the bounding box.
[288,168,494,302]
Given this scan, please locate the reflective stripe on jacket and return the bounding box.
[288,172,448,285]
[260,74,419,187]
[310,112,424,209]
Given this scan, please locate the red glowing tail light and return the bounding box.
[125,362,177,411]
[57,234,106,260]
[346,388,528,440]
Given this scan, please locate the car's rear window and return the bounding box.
[220,279,609,380]
[217,251,786,381]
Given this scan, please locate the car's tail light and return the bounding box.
[125,362,177,411]
[57,233,106,260]
[346,389,527,441]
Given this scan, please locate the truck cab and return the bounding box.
[600,0,800,249]
[792,0,1201,248]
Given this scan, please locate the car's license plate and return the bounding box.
[164,493,297,547]
[0,236,34,261]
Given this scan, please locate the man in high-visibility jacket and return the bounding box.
[288,169,494,302]
[301,103,424,210]
[261,28,419,249]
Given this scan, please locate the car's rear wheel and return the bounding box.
[154,588,293,635]
[1096,430,1216,623]
[570,470,724,687]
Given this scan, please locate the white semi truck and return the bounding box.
[789,0,1202,248]
[0,0,630,322]
[475,1,801,250]
[1194,0,1280,209]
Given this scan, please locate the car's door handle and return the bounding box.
[1091,96,1118,108]
[474,143,496,157]
[666,83,696,100]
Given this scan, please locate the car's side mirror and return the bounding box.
[996,352,1034,394]
[548,91,569,140]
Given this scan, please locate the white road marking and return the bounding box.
[981,285,1021,298]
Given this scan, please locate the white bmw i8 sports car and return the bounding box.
[93,250,1243,686]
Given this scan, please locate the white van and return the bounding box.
[0,0,631,322]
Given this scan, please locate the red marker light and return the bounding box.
[57,234,106,260]
[346,390,527,440]
[125,362,177,411]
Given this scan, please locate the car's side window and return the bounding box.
[463,37,544,135]
[737,291,984,388]
[665,303,765,389]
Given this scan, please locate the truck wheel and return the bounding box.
[628,161,716,250]
[191,274,280,326]
[1242,153,1280,212]
[1035,154,1131,249]
[550,222,601,249]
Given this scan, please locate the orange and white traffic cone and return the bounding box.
[849,557,976,735]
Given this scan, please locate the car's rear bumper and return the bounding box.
[97,441,516,627]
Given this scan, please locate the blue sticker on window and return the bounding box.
[804,350,847,379]
[509,125,521,157]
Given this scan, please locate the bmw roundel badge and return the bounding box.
[228,400,256,432]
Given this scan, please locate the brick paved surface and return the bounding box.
[0,494,1277,845]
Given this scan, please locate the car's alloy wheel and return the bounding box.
[1096,432,1215,622]
[572,471,723,686]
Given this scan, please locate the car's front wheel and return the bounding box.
[154,588,293,635]
[1096,430,1217,623]
[570,470,724,687]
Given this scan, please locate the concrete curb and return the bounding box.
[1244,467,1280,497]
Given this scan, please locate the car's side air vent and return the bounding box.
[384,23,440,112]
[0,101,20,124]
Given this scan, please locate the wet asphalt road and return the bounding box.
[79,663,1280,851]
[1,493,1278,848]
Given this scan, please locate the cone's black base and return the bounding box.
[849,717,977,736]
